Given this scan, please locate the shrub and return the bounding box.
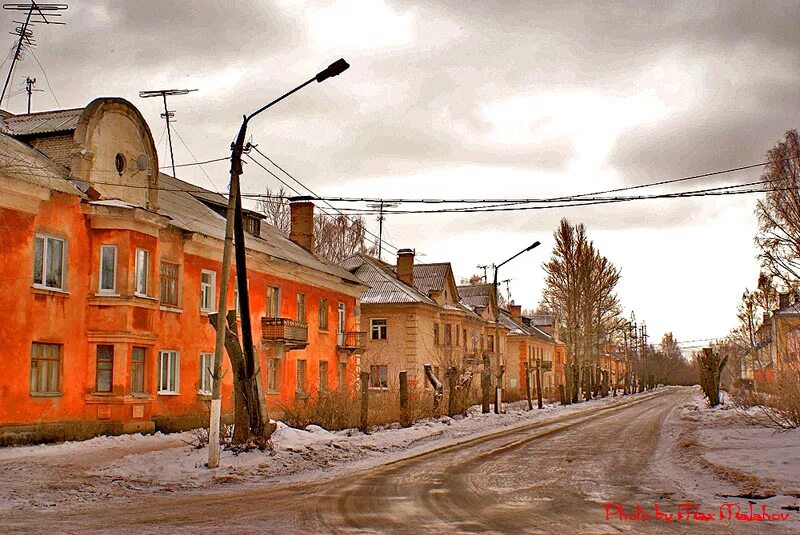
[732,367,800,429]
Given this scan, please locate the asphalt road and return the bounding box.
[3,388,790,534]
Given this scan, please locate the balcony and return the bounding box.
[337,331,366,355]
[262,317,308,350]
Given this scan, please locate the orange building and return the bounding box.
[0,98,366,444]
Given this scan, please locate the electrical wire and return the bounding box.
[29,49,60,108]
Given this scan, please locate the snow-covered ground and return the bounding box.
[657,386,800,528]
[0,391,651,513]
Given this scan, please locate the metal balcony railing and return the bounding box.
[337,331,366,354]
[262,317,308,349]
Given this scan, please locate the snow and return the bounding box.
[656,386,800,531]
[0,391,651,513]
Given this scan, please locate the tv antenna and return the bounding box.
[477,264,489,283]
[138,88,197,178]
[501,278,512,302]
[365,199,399,261]
[0,2,68,108]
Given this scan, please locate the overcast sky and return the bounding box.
[4,1,799,349]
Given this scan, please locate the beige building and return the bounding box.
[341,250,501,391]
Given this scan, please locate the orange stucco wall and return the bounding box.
[0,194,359,436]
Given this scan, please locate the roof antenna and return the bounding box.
[1,2,67,109]
[139,88,198,178]
[24,75,41,113]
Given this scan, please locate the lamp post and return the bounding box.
[208,59,350,468]
[492,240,540,414]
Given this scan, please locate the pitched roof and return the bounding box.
[775,302,800,316]
[528,314,556,327]
[0,132,82,196]
[411,263,450,295]
[155,173,363,286]
[1,107,84,136]
[457,283,492,309]
[342,253,436,305]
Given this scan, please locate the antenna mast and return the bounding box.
[365,199,398,261]
[1,2,68,108]
[138,88,197,178]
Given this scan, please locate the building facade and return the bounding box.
[0,98,366,444]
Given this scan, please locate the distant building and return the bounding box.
[0,98,367,444]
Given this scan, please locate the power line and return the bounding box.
[158,155,229,169]
[248,146,399,255]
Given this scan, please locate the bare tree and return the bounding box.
[755,130,800,286]
[256,186,377,262]
[541,218,621,402]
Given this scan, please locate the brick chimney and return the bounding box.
[762,312,770,326]
[779,292,791,310]
[289,198,314,251]
[509,303,522,323]
[396,249,415,286]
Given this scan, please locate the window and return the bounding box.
[243,215,261,236]
[462,329,467,348]
[158,350,179,394]
[471,329,478,351]
[96,345,114,393]
[33,234,65,290]
[200,270,216,312]
[337,303,346,346]
[338,362,347,391]
[135,249,149,296]
[297,293,306,322]
[369,364,388,389]
[30,342,61,394]
[234,278,248,317]
[488,335,495,352]
[267,358,280,392]
[444,324,452,346]
[160,261,179,306]
[131,347,146,394]
[318,298,329,330]
[371,319,387,340]
[434,323,440,346]
[266,286,281,318]
[296,359,307,393]
[319,361,329,392]
[199,352,213,395]
[99,245,117,293]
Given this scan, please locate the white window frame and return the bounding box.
[134,248,150,297]
[369,364,388,389]
[98,244,117,294]
[157,350,180,394]
[200,269,216,313]
[198,352,213,395]
[32,233,66,291]
[267,357,280,393]
[297,292,306,322]
[371,318,387,340]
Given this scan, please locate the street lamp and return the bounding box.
[208,59,350,468]
[492,240,540,414]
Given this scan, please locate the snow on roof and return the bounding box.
[0,132,81,196]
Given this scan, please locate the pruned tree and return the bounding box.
[755,130,800,286]
[256,186,377,262]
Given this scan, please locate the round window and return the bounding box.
[115,153,126,175]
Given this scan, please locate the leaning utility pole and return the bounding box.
[207,59,350,469]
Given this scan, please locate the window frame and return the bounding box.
[157,350,180,395]
[369,364,388,389]
[198,352,213,395]
[134,248,150,297]
[33,233,66,291]
[98,244,117,294]
[319,360,329,392]
[297,293,306,322]
[370,318,388,340]
[318,298,329,331]
[200,269,216,313]
[159,260,180,307]
[95,344,114,393]
[267,357,280,393]
[131,346,146,394]
[296,359,307,394]
[30,342,61,395]
[444,324,452,346]
[266,286,281,319]
[338,361,347,392]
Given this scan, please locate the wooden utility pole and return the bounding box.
[481,353,491,413]
[447,366,457,417]
[360,371,369,432]
[535,357,543,409]
[524,360,533,411]
[399,371,409,426]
